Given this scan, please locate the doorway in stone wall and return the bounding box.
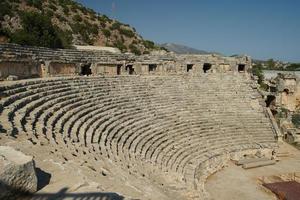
[187,64,193,72]
[149,64,157,72]
[81,64,92,76]
[39,61,46,78]
[117,65,122,75]
[203,63,212,73]
[125,65,135,75]
[238,64,245,72]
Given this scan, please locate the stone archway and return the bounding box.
[203,63,212,73]
[80,64,92,76]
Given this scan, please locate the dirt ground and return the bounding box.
[206,142,300,200]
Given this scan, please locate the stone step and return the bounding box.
[237,157,270,165]
[242,160,276,169]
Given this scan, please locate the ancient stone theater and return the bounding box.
[0,43,299,200]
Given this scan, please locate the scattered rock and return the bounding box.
[6,75,19,81]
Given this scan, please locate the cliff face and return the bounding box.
[0,0,161,54]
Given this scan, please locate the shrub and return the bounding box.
[89,13,96,21]
[160,46,169,52]
[102,29,111,37]
[0,1,13,20]
[0,27,11,38]
[143,40,155,49]
[10,11,64,48]
[99,21,106,28]
[90,24,99,35]
[71,22,95,45]
[252,64,264,85]
[48,3,57,11]
[62,6,70,15]
[111,21,121,30]
[73,14,82,22]
[54,27,73,48]
[129,44,141,55]
[113,40,127,52]
[78,5,88,15]
[70,4,77,12]
[46,9,54,18]
[26,0,43,9]
[119,28,134,38]
[56,13,67,22]
[285,63,300,71]
[98,14,112,24]
[82,34,93,45]
[292,114,300,128]
[58,0,72,7]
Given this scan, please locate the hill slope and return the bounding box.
[0,0,161,54]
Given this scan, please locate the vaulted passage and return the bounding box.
[265,95,276,107]
[125,65,135,75]
[149,64,157,72]
[117,65,122,75]
[203,63,212,73]
[187,64,193,72]
[238,64,245,72]
[80,64,92,76]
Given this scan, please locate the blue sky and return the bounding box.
[77,0,300,62]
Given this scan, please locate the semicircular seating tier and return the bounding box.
[0,74,277,196]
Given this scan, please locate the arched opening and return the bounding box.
[203,63,212,73]
[39,61,46,77]
[125,65,135,75]
[80,64,92,76]
[149,64,157,72]
[265,95,276,107]
[281,89,289,106]
[238,64,245,72]
[187,64,193,72]
[117,65,122,75]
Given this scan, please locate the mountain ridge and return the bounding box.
[160,43,220,55]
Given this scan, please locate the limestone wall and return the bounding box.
[0,61,40,79]
[0,43,252,79]
[49,62,77,76]
[93,64,119,75]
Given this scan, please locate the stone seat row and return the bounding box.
[0,75,277,187]
[0,44,123,56]
[1,79,270,138]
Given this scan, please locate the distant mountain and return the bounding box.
[160,43,219,55]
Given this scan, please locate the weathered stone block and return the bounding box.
[6,75,19,81]
[0,146,38,199]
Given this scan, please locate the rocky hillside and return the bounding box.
[0,0,162,54]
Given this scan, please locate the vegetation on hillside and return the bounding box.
[292,113,300,128]
[10,11,67,48]
[255,58,300,71]
[0,0,163,54]
[285,63,300,71]
[252,63,268,90]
